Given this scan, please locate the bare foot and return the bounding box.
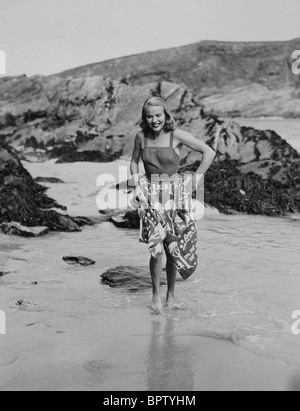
[166,295,182,311]
[151,294,163,314]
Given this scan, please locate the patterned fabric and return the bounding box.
[129,174,198,280]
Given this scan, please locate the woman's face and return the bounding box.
[144,105,166,133]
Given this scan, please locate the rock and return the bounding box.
[99,209,118,215]
[100,266,168,292]
[48,142,77,160]
[110,211,140,229]
[98,209,126,223]
[56,38,300,118]
[1,40,300,218]
[0,271,11,277]
[110,215,128,228]
[180,158,300,216]
[1,222,50,237]
[1,57,299,164]
[176,113,300,216]
[57,216,80,232]
[34,177,64,184]
[63,256,96,266]
[71,216,94,227]
[0,142,93,232]
[56,150,122,164]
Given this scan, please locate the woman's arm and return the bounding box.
[175,129,216,175]
[130,132,143,185]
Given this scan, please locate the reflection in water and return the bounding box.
[147,317,194,391]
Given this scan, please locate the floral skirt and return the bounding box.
[129,174,198,280]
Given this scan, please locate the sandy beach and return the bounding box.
[1,151,300,391]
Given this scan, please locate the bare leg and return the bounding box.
[166,255,177,306]
[150,254,163,312]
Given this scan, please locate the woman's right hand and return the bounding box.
[130,173,143,188]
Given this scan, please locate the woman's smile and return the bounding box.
[151,122,162,129]
[145,106,166,133]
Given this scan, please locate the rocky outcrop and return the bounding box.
[0,67,298,160]
[179,113,300,215]
[0,74,148,160]
[181,159,300,216]
[1,39,300,162]
[56,38,300,118]
[0,142,92,233]
[1,40,299,218]
[98,106,300,217]
[110,211,140,229]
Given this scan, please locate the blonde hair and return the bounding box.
[139,97,176,132]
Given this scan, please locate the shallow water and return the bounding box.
[0,133,300,390]
[0,214,299,390]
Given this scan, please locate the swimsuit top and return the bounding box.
[141,130,180,180]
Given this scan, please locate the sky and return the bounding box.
[0,0,300,77]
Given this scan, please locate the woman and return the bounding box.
[130,97,215,312]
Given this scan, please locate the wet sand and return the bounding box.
[0,158,299,391]
[0,299,297,391]
[0,231,297,392]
